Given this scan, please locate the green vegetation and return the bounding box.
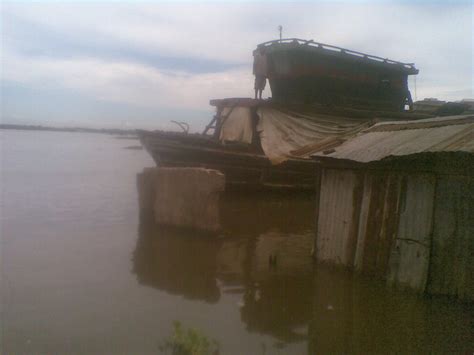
[159,321,219,355]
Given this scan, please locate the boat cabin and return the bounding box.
[257,39,418,111]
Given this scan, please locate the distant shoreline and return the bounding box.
[0,123,138,136]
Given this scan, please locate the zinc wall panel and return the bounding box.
[355,171,402,276]
[316,168,361,265]
[387,174,435,291]
[428,175,474,301]
[353,173,372,270]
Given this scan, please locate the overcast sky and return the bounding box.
[1,1,472,130]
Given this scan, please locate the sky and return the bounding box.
[1,1,473,131]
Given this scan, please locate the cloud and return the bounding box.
[2,50,253,111]
[2,3,264,64]
[1,2,472,128]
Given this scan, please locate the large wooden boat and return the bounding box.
[139,99,317,191]
[139,40,422,191]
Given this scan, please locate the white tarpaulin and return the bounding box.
[256,107,375,164]
[219,106,253,144]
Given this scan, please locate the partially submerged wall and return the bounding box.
[137,167,225,233]
[427,175,473,300]
[314,165,473,301]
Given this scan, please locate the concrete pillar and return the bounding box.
[138,167,225,233]
[137,167,159,211]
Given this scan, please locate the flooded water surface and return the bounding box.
[1,130,472,354]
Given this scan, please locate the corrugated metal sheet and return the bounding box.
[317,169,434,284]
[427,175,474,300]
[353,172,402,276]
[315,165,474,300]
[386,174,435,291]
[312,114,474,162]
[315,168,362,265]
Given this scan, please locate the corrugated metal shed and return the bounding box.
[314,167,473,300]
[312,114,474,300]
[312,115,474,163]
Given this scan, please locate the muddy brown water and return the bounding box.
[1,130,472,354]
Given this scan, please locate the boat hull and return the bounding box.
[139,131,316,192]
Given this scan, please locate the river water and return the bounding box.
[1,130,472,354]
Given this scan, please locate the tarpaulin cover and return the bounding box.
[256,107,375,164]
[219,106,253,144]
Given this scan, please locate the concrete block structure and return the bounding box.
[137,167,225,233]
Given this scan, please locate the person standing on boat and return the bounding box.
[253,46,268,100]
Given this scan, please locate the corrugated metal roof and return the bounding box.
[311,114,474,163]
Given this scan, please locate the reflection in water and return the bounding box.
[309,267,474,354]
[240,266,313,343]
[132,189,473,353]
[133,213,221,303]
[219,191,315,235]
[133,191,316,344]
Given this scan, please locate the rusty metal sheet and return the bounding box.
[315,165,473,300]
[312,114,474,162]
[315,168,362,265]
[355,172,402,276]
[427,175,474,301]
[316,169,434,286]
[387,174,435,291]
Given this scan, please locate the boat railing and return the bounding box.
[258,38,418,73]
